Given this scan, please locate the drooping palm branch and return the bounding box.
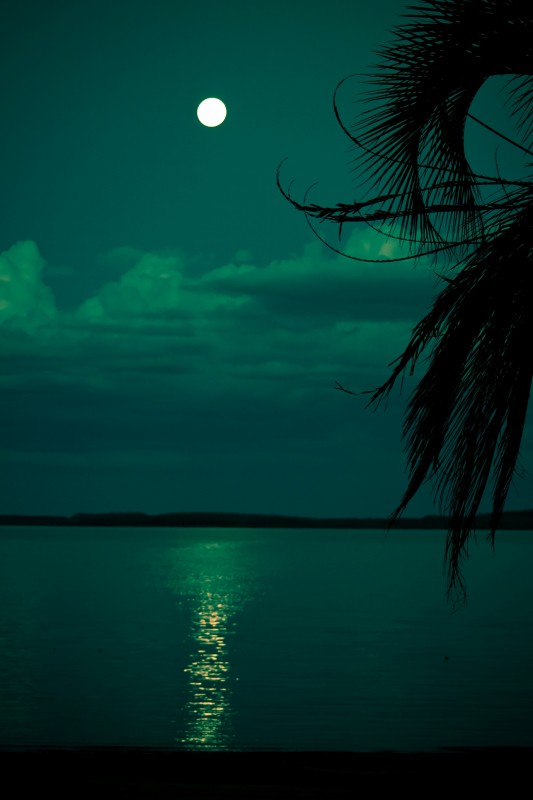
[279,0,533,600]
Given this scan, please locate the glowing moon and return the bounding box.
[197,97,227,127]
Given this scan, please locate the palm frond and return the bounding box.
[348,0,533,246]
[377,196,533,599]
[279,0,533,600]
[507,75,533,143]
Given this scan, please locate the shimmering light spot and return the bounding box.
[162,539,256,750]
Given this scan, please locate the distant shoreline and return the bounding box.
[1,510,532,530]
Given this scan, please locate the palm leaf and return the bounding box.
[279,0,533,600]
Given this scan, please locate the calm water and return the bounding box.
[1,526,533,751]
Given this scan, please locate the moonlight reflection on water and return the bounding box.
[165,539,256,749]
[181,587,233,747]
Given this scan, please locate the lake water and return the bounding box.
[1,525,533,752]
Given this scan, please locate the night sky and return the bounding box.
[2,0,532,517]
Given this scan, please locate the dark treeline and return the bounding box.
[1,510,532,529]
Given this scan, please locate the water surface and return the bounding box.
[1,526,532,751]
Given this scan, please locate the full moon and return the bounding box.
[197,98,227,127]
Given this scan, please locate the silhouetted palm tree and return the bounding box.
[279,0,533,600]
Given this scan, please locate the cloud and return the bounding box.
[2,235,531,516]
[0,240,56,327]
[76,252,186,320]
[0,233,435,403]
[76,250,250,324]
[199,237,439,321]
[0,233,431,515]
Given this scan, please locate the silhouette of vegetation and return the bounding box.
[2,510,533,529]
[279,0,533,601]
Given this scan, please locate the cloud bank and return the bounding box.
[2,232,529,516]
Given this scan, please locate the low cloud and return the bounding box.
[1,232,485,516]
[0,240,57,327]
[1,234,434,396]
[0,234,441,464]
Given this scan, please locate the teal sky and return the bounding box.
[1,0,532,516]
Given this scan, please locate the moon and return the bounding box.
[197,98,227,127]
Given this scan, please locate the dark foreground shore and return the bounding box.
[1,747,530,797]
